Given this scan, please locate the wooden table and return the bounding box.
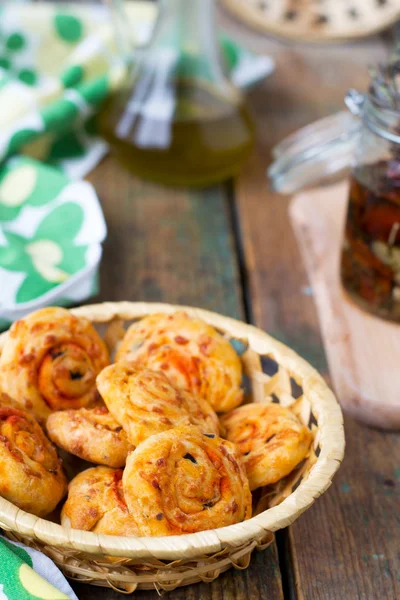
[75,12,400,600]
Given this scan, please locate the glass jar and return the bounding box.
[269,64,400,323]
[341,93,400,321]
[97,0,255,187]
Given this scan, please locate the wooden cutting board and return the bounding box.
[290,181,400,430]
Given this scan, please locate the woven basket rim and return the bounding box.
[0,301,345,560]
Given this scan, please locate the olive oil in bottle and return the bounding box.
[98,0,254,187]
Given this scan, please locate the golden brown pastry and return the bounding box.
[47,406,134,468]
[220,403,312,491]
[97,363,220,446]
[0,307,110,423]
[0,406,67,517]
[115,312,243,413]
[61,466,139,536]
[122,426,252,536]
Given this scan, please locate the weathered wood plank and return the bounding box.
[70,155,284,600]
[222,12,400,598]
[290,416,400,600]
[88,159,243,319]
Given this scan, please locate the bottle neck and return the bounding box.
[151,0,228,87]
[158,0,215,44]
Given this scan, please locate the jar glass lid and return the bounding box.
[268,109,361,194]
[269,45,400,195]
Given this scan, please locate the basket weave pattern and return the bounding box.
[0,302,345,593]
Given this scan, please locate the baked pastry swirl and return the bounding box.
[115,312,243,412]
[61,466,139,536]
[47,406,134,468]
[0,406,67,517]
[97,363,220,446]
[0,307,110,422]
[220,403,312,491]
[122,426,252,536]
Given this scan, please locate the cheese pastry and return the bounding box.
[116,312,243,412]
[47,406,134,468]
[122,426,252,536]
[0,307,110,422]
[220,403,312,491]
[97,363,219,446]
[61,466,139,536]
[0,406,67,517]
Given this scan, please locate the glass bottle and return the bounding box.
[98,0,255,187]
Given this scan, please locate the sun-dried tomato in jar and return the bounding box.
[340,51,400,321]
[341,160,400,319]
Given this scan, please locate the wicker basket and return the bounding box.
[0,302,345,594]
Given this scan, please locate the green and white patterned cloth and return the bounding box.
[0,155,106,329]
[0,1,274,328]
[0,1,120,328]
[0,2,123,176]
[0,537,78,600]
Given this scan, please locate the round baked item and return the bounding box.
[47,406,134,468]
[0,307,110,423]
[116,312,243,412]
[0,406,67,517]
[122,426,252,536]
[61,466,139,536]
[97,363,220,446]
[220,403,312,491]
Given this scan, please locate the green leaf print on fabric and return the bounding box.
[0,56,11,70]
[0,537,33,567]
[0,538,35,600]
[0,538,69,600]
[54,14,83,44]
[0,27,38,90]
[7,129,39,157]
[6,32,26,52]
[60,64,84,88]
[16,273,57,304]
[18,68,38,87]
[42,99,79,134]
[0,232,30,272]
[49,132,86,162]
[0,159,69,221]
[35,203,84,243]
[78,76,109,106]
[0,202,87,304]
